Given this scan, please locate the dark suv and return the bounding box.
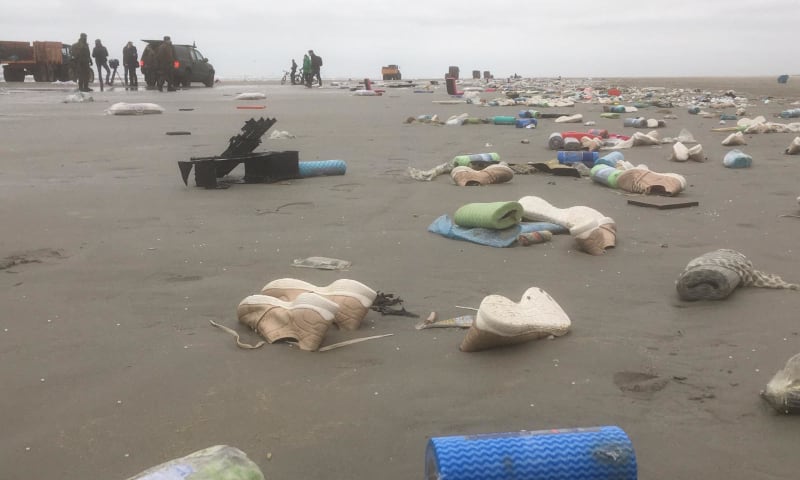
[140,40,215,88]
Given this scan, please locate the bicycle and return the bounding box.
[281,70,303,85]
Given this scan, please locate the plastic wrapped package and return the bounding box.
[126,445,264,480]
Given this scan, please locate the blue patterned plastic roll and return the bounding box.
[425,426,636,480]
[298,160,347,178]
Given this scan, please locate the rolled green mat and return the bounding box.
[462,117,489,125]
[453,153,500,166]
[600,113,621,119]
[453,201,523,230]
[492,116,516,125]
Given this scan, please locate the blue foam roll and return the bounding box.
[557,151,598,166]
[425,426,637,480]
[298,160,347,178]
[515,118,537,128]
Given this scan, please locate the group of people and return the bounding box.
[289,49,323,87]
[140,36,178,92]
[70,33,176,93]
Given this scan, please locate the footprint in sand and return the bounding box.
[613,371,669,398]
[0,248,64,271]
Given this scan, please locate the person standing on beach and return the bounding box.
[71,33,92,92]
[122,41,138,88]
[302,53,312,88]
[309,49,322,87]
[156,36,176,92]
[92,39,110,87]
[290,58,297,85]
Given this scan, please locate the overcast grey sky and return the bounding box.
[2,0,797,80]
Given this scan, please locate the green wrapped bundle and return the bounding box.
[453,153,500,166]
[453,201,523,230]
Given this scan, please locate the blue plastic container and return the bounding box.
[426,426,637,480]
[591,165,622,188]
[558,151,598,167]
[595,151,624,168]
[779,108,800,119]
[298,160,347,178]
[723,149,752,168]
[515,118,538,128]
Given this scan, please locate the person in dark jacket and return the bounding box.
[156,36,176,92]
[92,39,110,86]
[309,49,322,87]
[122,41,138,87]
[71,33,92,92]
[141,44,156,88]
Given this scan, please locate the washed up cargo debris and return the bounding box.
[785,137,800,154]
[370,292,419,317]
[416,314,474,330]
[234,92,266,100]
[627,197,699,210]
[105,102,164,115]
[518,196,616,255]
[460,287,571,352]
[125,445,264,480]
[178,117,301,188]
[723,149,752,168]
[761,353,800,414]
[670,142,705,162]
[292,256,351,270]
[676,249,798,301]
[63,92,93,103]
[591,164,686,196]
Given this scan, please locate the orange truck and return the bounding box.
[0,40,89,82]
[381,64,401,81]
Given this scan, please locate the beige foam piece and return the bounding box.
[460,287,571,352]
[261,279,376,330]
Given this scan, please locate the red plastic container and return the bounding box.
[560,131,602,141]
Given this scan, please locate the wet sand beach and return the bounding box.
[1,76,799,479]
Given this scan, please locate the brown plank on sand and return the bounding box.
[627,198,699,209]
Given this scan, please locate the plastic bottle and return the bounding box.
[590,165,622,188]
[595,151,624,168]
[687,106,701,114]
[548,132,564,150]
[557,151,598,167]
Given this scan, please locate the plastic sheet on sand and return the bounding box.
[428,215,566,248]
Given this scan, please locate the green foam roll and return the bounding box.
[453,201,523,230]
[492,116,516,125]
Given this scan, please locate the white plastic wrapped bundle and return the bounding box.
[234,92,266,100]
[105,102,164,115]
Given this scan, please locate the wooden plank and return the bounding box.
[627,197,699,209]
